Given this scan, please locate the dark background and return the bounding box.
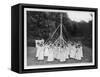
[27,11,92,48]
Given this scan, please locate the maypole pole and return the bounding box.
[59,13,68,46]
[59,13,63,47]
[51,13,68,46]
[60,13,63,38]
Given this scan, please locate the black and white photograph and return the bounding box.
[24,8,96,69]
[11,4,98,73]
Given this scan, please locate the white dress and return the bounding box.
[75,46,83,60]
[70,45,76,59]
[53,46,57,59]
[68,44,71,57]
[47,47,54,61]
[36,46,40,57]
[37,46,44,60]
[56,47,61,60]
[59,48,66,62]
[80,47,83,57]
[65,46,70,59]
[44,45,49,57]
[53,47,59,60]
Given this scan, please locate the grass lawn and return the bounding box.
[27,46,92,66]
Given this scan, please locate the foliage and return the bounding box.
[27,11,92,48]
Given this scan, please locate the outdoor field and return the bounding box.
[27,46,92,66]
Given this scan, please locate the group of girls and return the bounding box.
[35,41,83,62]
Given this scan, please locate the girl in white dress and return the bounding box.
[56,45,61,60]
[70,43,77,59]
[67,42,72,58]
[47,45,54,61]
[44,44,49,57]
[54,45,59,60]
[36,42,40,57]
[37,44,44,60]
[65,45,70,59]
[80,45,83,57]
[59,46,66,62]
[53,45,58,60]
[75,44,83,60]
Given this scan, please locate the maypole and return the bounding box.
[44,13,68,47]
[59,13,63,47]
[60,13,63,39]
[53,13,68,47]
